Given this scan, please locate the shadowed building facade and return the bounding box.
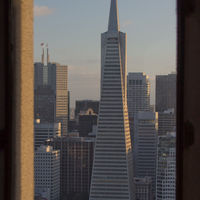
[134,177,153,200]
[75,100,99,120]
[133,112,158,198]
[46,136,95,200]
[158,109,176,136]
[34,145,60,200]
[34,50,68,135]
[34,85,56,123]
[78,109,98,137]
[156,73,176,112]
[89,1,134,199]
[34,120,61,150]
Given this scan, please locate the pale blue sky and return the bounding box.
[34,0,176,107]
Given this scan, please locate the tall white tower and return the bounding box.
[89,1,134,200]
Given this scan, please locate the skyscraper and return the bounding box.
[133,111,158,197]
[34,62,44,89]
[89,1,134,200]
[34,48,68,135]
[127,72,150,120]
[46,136,95,200]
[55,64,68,135]
[156,73,176,112]
[34,145,60,200]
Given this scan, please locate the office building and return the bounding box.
[127,73,151,152]
[55,64,68,135]
[133,111,158,196]
[68,119,78,132]
[134,177,153,200]
[45,62,69,135]
[158,109,176,136]
[89,1,134,200]
[156,132,176,200]
[68,91,71,132]
[156,73,176,112]
[127,72,150,119]
[75,100,99,120]
[34,62,44,89]
[34,85,56,123]
[78,109,98,137]
[34,120,61,150]
[46,136,95,200]
[34,47,68,135]
[34,145,60,200]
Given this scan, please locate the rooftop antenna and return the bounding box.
[46,43,50,64]
[41,43,45,64]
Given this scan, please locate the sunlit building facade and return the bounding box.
[55,64,68,135]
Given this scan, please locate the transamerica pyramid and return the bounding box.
[89,0,134,200]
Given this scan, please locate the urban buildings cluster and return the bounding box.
[34,0,176,200]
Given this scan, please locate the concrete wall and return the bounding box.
[12,0,34,199]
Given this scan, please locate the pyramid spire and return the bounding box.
[108,0,120,32]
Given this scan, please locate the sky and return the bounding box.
[34,0,177,107]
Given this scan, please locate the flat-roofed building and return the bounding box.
[34,145,60,200]
[46,136,95,200]
[156,73,176,112]
[133,111,158,197]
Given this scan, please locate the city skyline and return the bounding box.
[34,0,176,107]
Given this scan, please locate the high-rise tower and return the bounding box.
[127,72,150,119]
[89,1,134,200]
[133,112,158,197]
[156,73,176,112]
[34,47,68,135]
